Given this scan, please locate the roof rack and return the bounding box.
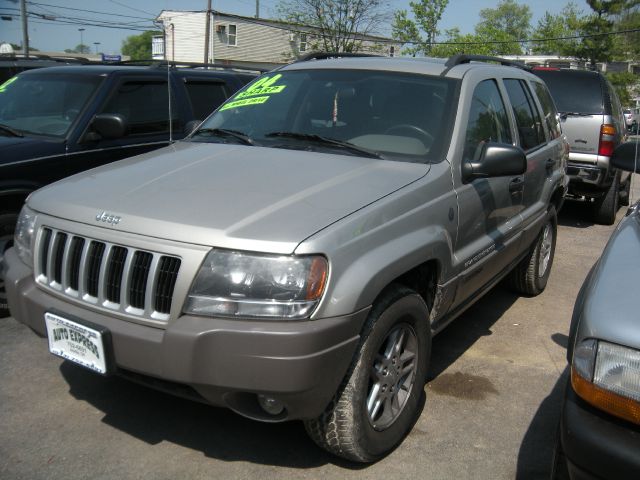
[0,53,92,64]
[296,52,383,62]
[444,54,529,70]
[113,59,269,73]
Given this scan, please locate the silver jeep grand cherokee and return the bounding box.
[3,54,567,462]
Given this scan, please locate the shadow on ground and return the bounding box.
[558,200,595,229]
[59,362,365,469]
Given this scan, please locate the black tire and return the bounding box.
[304,285,430,463]
[620,176,631,207]
[593,172,620,225]
[0,212,19,318]
[508,207,557,296]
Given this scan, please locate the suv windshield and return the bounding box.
[0,73,102,137]
[193,69,457,163]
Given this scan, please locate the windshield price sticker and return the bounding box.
[45,312,108,374]
[220,74,286,111]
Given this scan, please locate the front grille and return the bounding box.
[36,227,181,321]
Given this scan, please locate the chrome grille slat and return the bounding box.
[35,226,181,323]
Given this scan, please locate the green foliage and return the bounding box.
[573,0,629,66]
[64,44,91,54]
[475,0,532,55]
[275,0,388,53]
[607,71,637,105]
[121,31,161,60]
[531,3,584,55]
[392,0,449,55]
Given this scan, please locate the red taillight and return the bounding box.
[598,124,616,156]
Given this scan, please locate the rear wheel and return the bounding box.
[508,207,557,296]
[304,285,430,462]
[0,212,18,318]
[593,172,620,225]
[619,176,631,207]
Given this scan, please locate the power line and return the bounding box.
[106,0,157,17]
[27,1,154,20]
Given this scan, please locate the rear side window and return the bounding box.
[185,81,229,120]
[533,71,604,114]
[100,81,180,135]
[532,82,561,139]
[504,79,545,150]
[463,79,513,161]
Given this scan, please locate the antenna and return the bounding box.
[167,59,173,143]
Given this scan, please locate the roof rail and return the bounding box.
[0,53,92,64]
[113,59,269,73]
[296,51,383,62]
[445,54,529,70]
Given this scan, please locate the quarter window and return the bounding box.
[463,79,513,161]
[504,79,545,150]
[184,81,228,120]
[533,81,561,139]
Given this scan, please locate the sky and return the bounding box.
[0,0,591,55]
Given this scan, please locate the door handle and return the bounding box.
[509,177,524,193]
[545,158,556,172]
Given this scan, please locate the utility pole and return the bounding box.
[204,0,212,66]
[255,0,260,18]
[20,0,29,57]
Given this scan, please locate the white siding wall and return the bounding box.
[157,11,400,64]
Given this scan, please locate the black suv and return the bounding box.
[532,68,629,224]
[0,64,256,316]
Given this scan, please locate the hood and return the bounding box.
[29,142,429,253]
[0,135,65,164]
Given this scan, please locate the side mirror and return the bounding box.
[184,119,201,136]
[611,141,640,173]
[462,142,527,183]
[90,113,127,140]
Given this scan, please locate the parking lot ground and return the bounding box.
[0,192,635,480]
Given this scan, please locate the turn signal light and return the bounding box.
[571,366,640,426]
[598,124,616,156]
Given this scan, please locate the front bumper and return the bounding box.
[4,247,368,421]
[560,379,640,479]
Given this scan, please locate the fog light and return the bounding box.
[257,394,284,416]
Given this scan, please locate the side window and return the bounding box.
[463,79,513,161]
[228,24,237,46]
[504,79,545,150]
[533,81,561,139]
[184,81,228,120]
[99,81,180,136]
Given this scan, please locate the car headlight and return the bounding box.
[184,249,328,319]
[572,339,640,425]
[14,205,36,267]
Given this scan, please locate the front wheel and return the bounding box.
[508,207,557,296]
[304,285,430,462]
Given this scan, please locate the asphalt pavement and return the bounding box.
[1,186,636,480]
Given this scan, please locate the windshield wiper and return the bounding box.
[264,131,383,159]
[0,124,24,137]
[192,128,253,145]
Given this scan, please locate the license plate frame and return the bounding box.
[44,312,113,375]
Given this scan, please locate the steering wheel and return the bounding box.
[384,124,433,146]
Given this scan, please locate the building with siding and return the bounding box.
[155,10,400,69]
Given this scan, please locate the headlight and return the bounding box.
[184,250,328,319]
[14,205,36,267]
[571,339,640,425]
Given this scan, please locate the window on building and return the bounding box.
[390,46,395,57]
[299,33,307,53]
[228,24,237,46]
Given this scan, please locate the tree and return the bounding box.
[275,0,389,53]
[607,71,636,105]
[530,3,584,55]
[121,31,161,60]
[392,0,449,56]
[574,0,628,68]
[64,44,91,54]
[475,0,532,55]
